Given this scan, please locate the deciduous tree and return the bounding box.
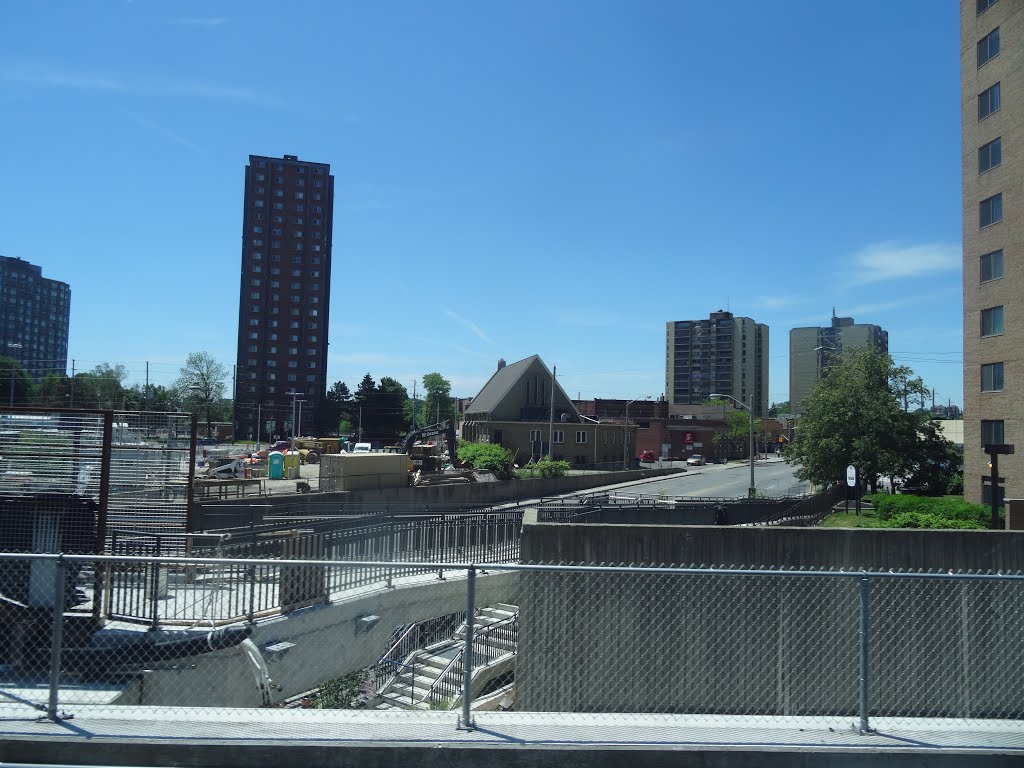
[173,352,228,437]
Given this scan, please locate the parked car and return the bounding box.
[638,450,657,463]
[686,454,706,466]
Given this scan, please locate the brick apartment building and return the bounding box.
[233,154,334,442]
[961,1,1021,504]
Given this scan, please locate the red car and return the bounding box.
[638,450,657,463]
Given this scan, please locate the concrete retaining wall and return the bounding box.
[196,468,681,530]
[515,515,1024,715]
[520,516,1024,570]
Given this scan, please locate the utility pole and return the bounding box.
[548,365,556,460]
[411,380,418,429]
[69,359,75,408]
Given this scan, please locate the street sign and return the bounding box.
[846,465,856,487]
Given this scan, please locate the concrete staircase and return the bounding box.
[376,603,518,711]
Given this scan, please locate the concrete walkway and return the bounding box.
[3,710,1023,767]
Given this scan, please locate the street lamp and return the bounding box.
[813,340,841,379]
[710,392,756,498]
[623,396,650,470]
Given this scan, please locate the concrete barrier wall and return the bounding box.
[520,517,1024,570]
[515,516,1024,715]
[196,468,681,529]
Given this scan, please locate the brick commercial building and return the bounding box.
[961,1,1022,505]
[233,154,334,442]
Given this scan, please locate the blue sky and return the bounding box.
[0,1,964,407]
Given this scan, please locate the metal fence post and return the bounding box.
[149,537,162,630]
[858,573,874,734]
[386,506,393,589]
[458,565,476,730]
[47,555,66,721]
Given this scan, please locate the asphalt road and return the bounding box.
[621,458,808,498]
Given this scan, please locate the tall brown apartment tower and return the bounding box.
[234,154,334,442]
[665,311,769,418]
[961,1,1021,505]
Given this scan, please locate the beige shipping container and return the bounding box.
[319,452,410,492]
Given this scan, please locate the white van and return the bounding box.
[353,443,372,453]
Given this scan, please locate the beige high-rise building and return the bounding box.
[789,313,888,415]
[665,311,769,418]
[961,0,1022,505]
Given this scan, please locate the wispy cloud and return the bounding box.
[124,110,198,151]
[169,17,229,26]
[445,309,493,344]
[848,242,961,285]
[0,61,276,106]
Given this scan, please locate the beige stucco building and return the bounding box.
[961,0,1023,504]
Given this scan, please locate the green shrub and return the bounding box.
[515,456,571,479]
[868,494,994,529]
[456,441,513,481]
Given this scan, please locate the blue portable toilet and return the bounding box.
[268,451,285,480]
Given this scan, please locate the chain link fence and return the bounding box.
[2,552,1022,738]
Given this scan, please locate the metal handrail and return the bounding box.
[425,612,519,707]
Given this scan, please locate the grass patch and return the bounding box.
[820,506,887,528]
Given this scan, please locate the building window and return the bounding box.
[977,0,998,14]
[576,431,588,444]
[981,249,1004,282]
[982,477,1005,506]
[552,430,564,444]
[980,193,1003,227]
[529,429,541,443]
[979,137,1001,173]
[982,419,1005,447]
[981,306,1004,336]
[307,362,317,369]
[981,362,1004,392]
[979,82,1000,120]
[978,27,1000,67]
